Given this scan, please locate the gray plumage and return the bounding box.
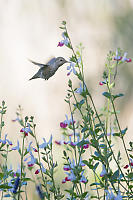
[29,57,68,80]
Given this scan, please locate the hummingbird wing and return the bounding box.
[28,59,48,68]
[46,57,56,65]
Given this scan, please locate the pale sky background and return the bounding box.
[0,0,133,199]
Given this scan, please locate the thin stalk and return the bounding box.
[33,125,50,199]
[106,82,132,171]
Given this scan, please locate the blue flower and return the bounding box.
[0,134,12,145]
[11,140,19,151]
[67,62,76,76]
[39,135,52,149]
[75,83,86,94]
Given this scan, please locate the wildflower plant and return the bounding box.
[0,21,133,199]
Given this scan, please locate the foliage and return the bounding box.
[0,21,133,199]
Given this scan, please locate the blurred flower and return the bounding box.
[12,117,20,122]
[124,164,129,169]
[33,147,38,152]
[13,177,20,194]
[114,49,122,61]
[115,191,122,200]
[54,140,62,145]
[83,143,89,149]
[99,81,106,86]
[36,185,44,200]
[62,179,66,184]
[105,188,115,200]
[35,169,40,174]
[121,52,132,63]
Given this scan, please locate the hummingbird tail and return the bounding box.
[29,74,40,81]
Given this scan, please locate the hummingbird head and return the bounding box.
[55,57,68,67]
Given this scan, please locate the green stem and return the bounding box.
[106,82,132,171]
[33,125,50,200]
[18,135,25,200]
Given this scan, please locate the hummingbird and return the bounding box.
[29,57,68,80]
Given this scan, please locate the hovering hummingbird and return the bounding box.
[29,57,68,80]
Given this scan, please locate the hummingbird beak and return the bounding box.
[66,60,71,63]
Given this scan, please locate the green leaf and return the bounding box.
[127,172,133,179]
[113,93,124,100]
[77,140,89,148]
[93,162,99,170]
[82,160,93,169]
[102,92,111,99]
[129,154,133,159]
[0,173,4,179]
[68,79,72,87]
[81,192,88,198]
[111,169,119,181]
[76,72,83,81]
[62,21,66,25]
[0,184,12,189]
[121,127,128,136]
[59,26,65,30]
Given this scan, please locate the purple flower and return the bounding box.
[20,123,32,136]
[63,165,71,171]
[57,41,64,47]
[54,140,62,145]
[60,122,67,128]
[57,32,69,47]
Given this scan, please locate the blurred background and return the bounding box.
[0,0,133,199]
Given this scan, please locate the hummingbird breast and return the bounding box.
[42,65,59,80]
